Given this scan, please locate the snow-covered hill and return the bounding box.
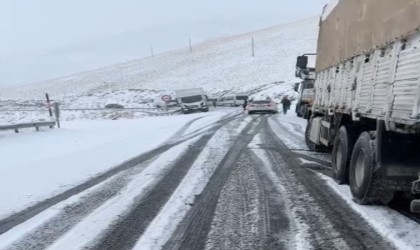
[0,17,318,121]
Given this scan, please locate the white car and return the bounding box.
[247,100,278,114]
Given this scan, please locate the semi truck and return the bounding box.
[297,0,420,212]
[175,88,209,114]
[294,59,316,119]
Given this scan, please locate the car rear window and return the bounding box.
[251,100,270,104]
[236,96,248,100]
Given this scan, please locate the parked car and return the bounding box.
[247,100,278,114]
[217,94,249,106]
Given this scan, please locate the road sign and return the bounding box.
[161,95,172,103]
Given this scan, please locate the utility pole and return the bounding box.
[189,38,193,53]
[252,37,255,57]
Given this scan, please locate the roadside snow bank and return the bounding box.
[318,173,420,250]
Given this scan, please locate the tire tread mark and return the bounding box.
[0,144,173,235]
[0,113,241,235]
[263,122,396,250]
[163,117,263,250]
[92,114,244,250]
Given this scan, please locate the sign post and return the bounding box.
[53,102,61,128]
[45,93,53,117]
[161,95,172,113]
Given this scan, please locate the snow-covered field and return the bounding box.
[0,17,318,123]
[0,111,228,219]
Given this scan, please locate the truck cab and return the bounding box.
[294,55,316,119]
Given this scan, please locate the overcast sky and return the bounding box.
[0,0,328,86]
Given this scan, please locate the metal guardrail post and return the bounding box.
[54,102,61,128]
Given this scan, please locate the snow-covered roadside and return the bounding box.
[133,116,253,250]
[268,117,308,150]
[44,136,203,250]
[317,173,420,250]
[0,112,224,220]
[276,104,307,131]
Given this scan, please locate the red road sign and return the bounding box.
[161,95,172,103]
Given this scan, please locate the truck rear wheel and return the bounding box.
[332,126,355,184]
[411,200,420,213]
[349,132,392,204]
[296,103,303,117]
[302,105,310,119]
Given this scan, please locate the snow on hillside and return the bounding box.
[0,17,318,121]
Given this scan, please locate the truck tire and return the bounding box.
[332,126,355,184]
[295,102,302,117]
[302,105,309,119]
[411,200,420,213]
[349,132,392,205]
[296,106,303,117]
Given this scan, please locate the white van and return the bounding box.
[217,94,248,106]
[175,88,209,114]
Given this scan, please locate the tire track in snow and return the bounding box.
[132,115,257,250]
[268,117,332,165]
[204,153,266,250]
[249,147,295,249]
[260,121,396,250]
[163,116,264,250]
[2,157,156,250]
[0,142,173,236]
[91,114,247,250]
[90,135,212,250]
[0,112,239,236]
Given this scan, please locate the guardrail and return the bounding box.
[0,121,56,133]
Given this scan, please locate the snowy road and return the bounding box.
[1,112,419,250]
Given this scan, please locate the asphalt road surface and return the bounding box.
[0,113,407,250]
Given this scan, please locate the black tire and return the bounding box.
[332,126,355,184]
[411,200,420,213]
[349,132,392,205]
[296,105,303,117]
[248,111,253,115]
[302,105,310,119]
[298,104,306,118]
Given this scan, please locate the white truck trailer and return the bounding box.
[298,0,420,212]
[175,88,209,114]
